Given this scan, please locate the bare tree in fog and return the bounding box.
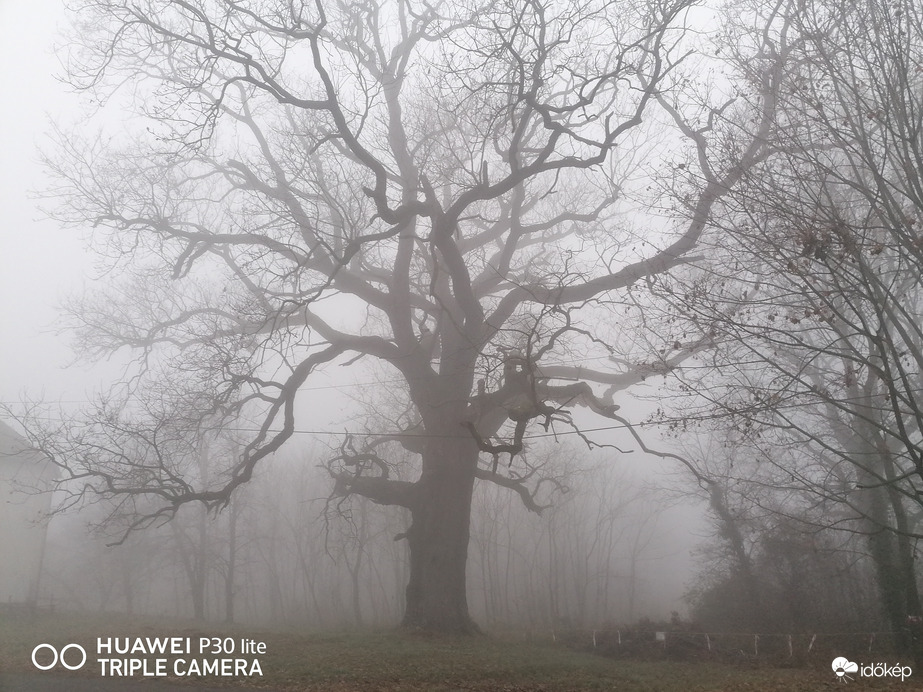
[7,0,783,633]
[649,0,923,648]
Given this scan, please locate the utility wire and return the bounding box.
[0,413,637,441]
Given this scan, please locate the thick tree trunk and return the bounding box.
[877,461,922,664]
[856,430,922,658]
[881,449,922,618]
[402,431,481,634]
[861,474,908,640]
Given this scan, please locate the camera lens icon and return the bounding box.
[31,643,87,671]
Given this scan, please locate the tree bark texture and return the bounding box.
[402,429,480,633]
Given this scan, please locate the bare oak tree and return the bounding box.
[17,0,778,632]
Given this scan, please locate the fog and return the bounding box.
[0,0,703,634]
[30,446,695,630]
[2,0,922,687]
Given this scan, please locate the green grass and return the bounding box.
[0,611,910,690]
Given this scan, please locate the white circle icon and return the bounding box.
[31,643,87,671]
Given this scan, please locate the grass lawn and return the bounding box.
[0,611,911,690]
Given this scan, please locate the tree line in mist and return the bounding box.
[4,0,923,652]
[39,446,674,631]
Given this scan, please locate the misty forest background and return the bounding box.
[3,0,922,653]
[42,447,679,630]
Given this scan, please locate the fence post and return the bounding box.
[787,634,792,658]
[868,633,874,653]
[808,634,816,652]
[592,630,597,649]
[705,633,711,652]
[754,634,759,657]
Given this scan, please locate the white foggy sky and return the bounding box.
[0,0,356,420]
[0,0,97,404]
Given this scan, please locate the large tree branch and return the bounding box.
[474,467,550,514]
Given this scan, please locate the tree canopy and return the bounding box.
[13,0,783,631]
